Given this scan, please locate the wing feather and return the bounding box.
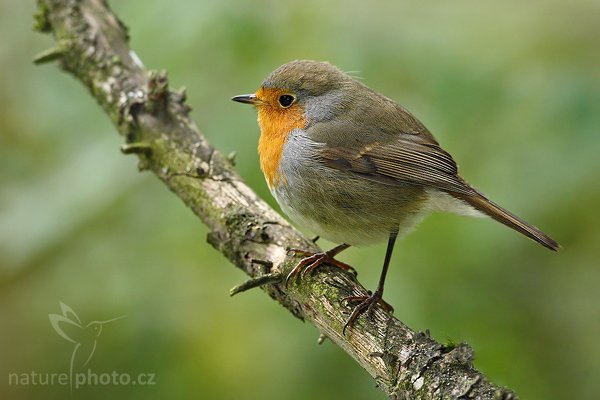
[318,138,476,195]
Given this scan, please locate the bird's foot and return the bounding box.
[341,291,394,335]
[285,245,355,287]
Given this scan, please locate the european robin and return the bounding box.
[232,60,558,333]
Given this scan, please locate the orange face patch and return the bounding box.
[255,87,306,188]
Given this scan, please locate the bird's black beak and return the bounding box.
[231,94,259,105]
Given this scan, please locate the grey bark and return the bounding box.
[33,1,517,398]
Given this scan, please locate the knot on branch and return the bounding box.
[147,70,169,113]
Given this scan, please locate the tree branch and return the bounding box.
[33,1,517,398]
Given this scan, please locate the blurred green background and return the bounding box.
[1,1,599,399]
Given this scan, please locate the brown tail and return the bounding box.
[452,190,559,251]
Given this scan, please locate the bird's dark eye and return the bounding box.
[278,94,295,108]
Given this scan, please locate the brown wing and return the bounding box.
[315,129,561,250]
[307,83,476,195]
[317,138,559,250]
[318,137,478,196]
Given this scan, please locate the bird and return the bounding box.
[232,60,558,333]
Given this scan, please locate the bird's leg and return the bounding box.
[342,229,398,335]
[285,243,354,287]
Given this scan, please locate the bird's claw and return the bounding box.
[341,291,394,335]
[285,247,356,287]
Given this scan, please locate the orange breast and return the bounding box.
[256,88,306,189]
